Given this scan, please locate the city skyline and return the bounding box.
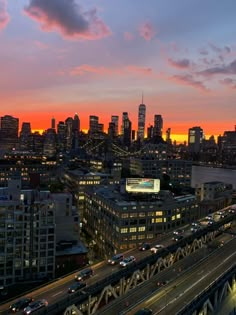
[0,0,236,141]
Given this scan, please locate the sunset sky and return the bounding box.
[0,0,236,142]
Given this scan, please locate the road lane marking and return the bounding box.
[52,290,63,297]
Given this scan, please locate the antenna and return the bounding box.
[142,91,144,104]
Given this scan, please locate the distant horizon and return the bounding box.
[1,1,235,142]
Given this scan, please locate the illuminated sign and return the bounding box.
[126,178,160,193]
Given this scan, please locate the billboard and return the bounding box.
[126,178,160,193]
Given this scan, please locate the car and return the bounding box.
[108,253,124,265]
[191,226,201,233]
[139,243,151,251]
[220,213,228,218]
[229,208,235,214]
[75,268,94,281]
[23,299,48,315]
[9,297,34,313]
[134,308,153,315]
[172,235,184,242]
[208,220,214,225]
[68,282,86,293]
[217,211,223,215]
[173,229,184,235]
[206,214,213,220]
[150,244,164,254]
[120,256,136,267]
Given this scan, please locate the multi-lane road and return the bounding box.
[98,232,235,315]
[126,237,236,315]
[0,206,235,314]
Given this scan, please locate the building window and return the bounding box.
[130,227,137,233]
[121,228,128,233]
[138,226,145,232]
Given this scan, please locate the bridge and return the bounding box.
[29,213,236,315]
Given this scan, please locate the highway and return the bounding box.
[124,236,236,315]
[0,231,182,314]
[0,206,234,314]
[97,232,234,314]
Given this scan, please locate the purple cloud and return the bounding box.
[171,74,207,91]
[219,77,236,89]
[0,0,10,30]
[199,48,209,56]
[139,22,156,41]
[199,59,236,76]
[168,58,190,69]
[24,0,111,40]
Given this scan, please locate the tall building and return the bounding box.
[111,115,119,136]
[89,115,99,134]
[137,101,146,142]
[154,115,163,137]
[166,128,171,144]
[122,112,132,147]
[65,117,73,152]
[51,117,56,130]
[0,115,19,151]
[19,122,31,150]
[0,180,56,288]
[121,112,128,136]
[57,121,67,152]
[188,126,204,154]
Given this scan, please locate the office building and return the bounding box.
[122,113,132,147]
[19,122,31,151]
[154,115,163,137]
[137,103,146,142]
[111,116,119,137]
[51,117,56,130]
[0,115,19,152]
[84,185,199,255]
[89,116,99,135]
[188,126,204,154]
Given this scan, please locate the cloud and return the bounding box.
[171,74,207,91]
[168,58,190,69]
[139,22,156,41]
[34,40,48,49]
[219,77,236,89]
[24,0,111,40]
[0,0,10,30]
[199,59,236,76]
[209,42,231,55]
[199,48,209,56]
[70,64,152,76]
[124,31,134,41]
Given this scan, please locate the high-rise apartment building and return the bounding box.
[188,126,204,154]
[111,115,119,137]
[137,103,146,142]
[154,115,163,137]
[0,115,19,151]
[0,180,56,288]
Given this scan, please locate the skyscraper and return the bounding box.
[0,115,19,151]
[137,97,146,142]
[154,115,163,137]
[122,112,132,147]
[188,126,204,153]
[89,115,99,134]
[121,112,128,136]
[111,115,119,137]
[51,117,56,130]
